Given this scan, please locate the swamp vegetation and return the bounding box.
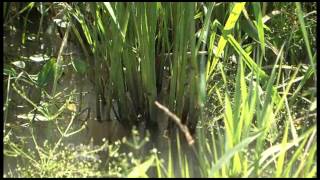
[3,2,317,178]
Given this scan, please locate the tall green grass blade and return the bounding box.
[252,126,316,174]
[50,19,71,95]
[104,2,125,41]
[211,131,262,174]
[176,133,184,177]
[184,154,190,178]
[154,151,163,178]
[224,93,234,149]
[293,128,316,177]
[295,3,315,76]
[167,140,173,178]
[289,63,315,106]
[219,63,227,86]
[275,121,289,177]
[195,126,210,177]
[4,73,11,132]
[241,72,257,139]
[197,3,214,123]
[239,11,259,42]
[234,57,248,142]
[303,143,316,177]
[283,131,310,177]
[207,2,246,79]
[132,2,158,124]
[306,166,317,178]
[252,2,265,56]
[274,65,301,116]
[233,57,242,137]
[284,79,299,146]
[254,44,285,169]
[195,3,214,53]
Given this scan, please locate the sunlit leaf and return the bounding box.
[17,113,48,121]
[29,54,50,62]
[309,99,316,111]
[127,156,155,178]
[207,2,246,78]
[11,61,26,69]
[67,103,77,112]
[53,18,69,28]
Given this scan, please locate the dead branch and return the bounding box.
[154,101,195,146]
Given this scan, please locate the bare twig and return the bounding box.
[154,101,195,146]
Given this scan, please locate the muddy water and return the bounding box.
[4,60,200,177]
[71,74,129,144]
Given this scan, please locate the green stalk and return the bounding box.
[4,74,11,133]
[295,3,316,78]
[51,23,71,96]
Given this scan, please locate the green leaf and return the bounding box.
[226,35,267,80]
[72,58,88,74]
[104,2,117,26]
[4,65,17,76]
[224,93,234,149]
[252,2,265,56]
[224,3,246,31]
[295,3,315,74]
[207,2,246,78]
[37,59,55,87]
[104,2,125,41]
[17,2,35,15]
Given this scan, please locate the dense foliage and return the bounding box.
[3,2,317,178]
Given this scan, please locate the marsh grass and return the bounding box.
[3,2,317,178]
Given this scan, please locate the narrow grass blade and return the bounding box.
[252,2,265,56]
[295,3,315,76]
[207,2,246,79]
[275,121,289,177]
[211,131,262,174]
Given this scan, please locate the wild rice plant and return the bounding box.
[3,2,316,178]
